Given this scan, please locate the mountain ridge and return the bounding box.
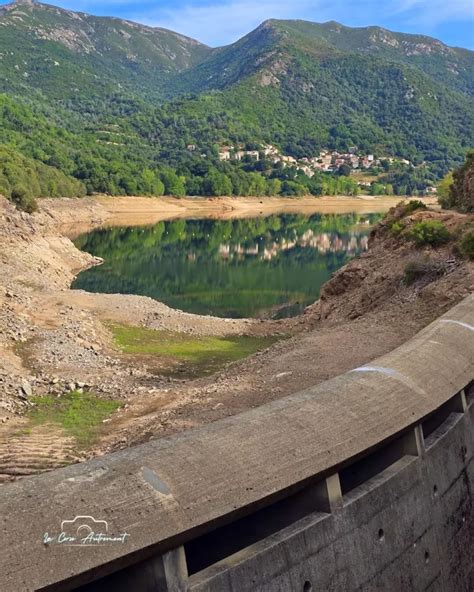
[1,1,472,98]
[0,0,212,102]
[2,1,470,52]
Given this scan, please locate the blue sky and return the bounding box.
[4,0,474,48]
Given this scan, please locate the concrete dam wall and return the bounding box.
[0,296,473,591]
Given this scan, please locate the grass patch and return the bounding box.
[11,427,32,438]
[28,391,120,448]
[108,322,280,378]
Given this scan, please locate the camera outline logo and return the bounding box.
[60,515,108,540]
[43,515,130,546]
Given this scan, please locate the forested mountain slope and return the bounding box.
[0,0,473,202]
[0,0,211,105]
[173,19,473,164]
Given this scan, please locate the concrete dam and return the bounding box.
[0,296,473,591]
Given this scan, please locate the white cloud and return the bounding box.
[128,0,473,46]
[132,0,326,46]
[390,0,474,25]
[40,0,474,46]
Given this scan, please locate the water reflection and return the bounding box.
[73,213,382,319]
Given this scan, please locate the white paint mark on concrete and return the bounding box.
[439,320,474,332]
[351,366,426,396]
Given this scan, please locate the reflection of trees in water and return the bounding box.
[76,213,382,261]
[73,213,381,318]
[218,231,369,262]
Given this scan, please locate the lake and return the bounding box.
[73,212,383,319]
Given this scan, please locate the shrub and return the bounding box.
[406,220,450,247]
[404,257,440,285]
[403,199,428,215]
[10,187,38,214]
[384,200,428,227]
[458,228,474,260]
[389,220,405,236]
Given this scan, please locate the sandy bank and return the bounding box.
[39,194,435,235]
[96,194,432,225]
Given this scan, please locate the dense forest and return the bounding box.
[0,1,473,207]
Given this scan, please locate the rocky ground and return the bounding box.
[0,197,277,401]
[0,195,472,481]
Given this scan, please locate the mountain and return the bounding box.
[0,0,473,203]
[177,19,473,95]
[273,20,473,93]
[169,19,473,162]
[0,0,211,103]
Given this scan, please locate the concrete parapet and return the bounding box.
[0,296,473,591]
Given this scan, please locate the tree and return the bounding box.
[446,152,474,212]
[160,169,186,197]
[370,183,385,196]
[248,173,267,196]
[266,178,282,196]
[338,164,352,177]
[437,172,453,206]
[202,169,232,196]
[281,180,306,196]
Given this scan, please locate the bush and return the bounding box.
[389,220,405,236]
[403,199,428,215]
[403,257,440,285]
[458,228,474,260]
[406,220,450,247]
[384,200,427,228]
[10,187,38,214]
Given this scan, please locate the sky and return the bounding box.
[3,0,474,48]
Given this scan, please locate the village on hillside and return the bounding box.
[215,143,411,176]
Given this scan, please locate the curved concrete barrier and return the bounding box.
[0,296,473,591]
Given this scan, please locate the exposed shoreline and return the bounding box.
[40,194,433,236]
[97,194,411,219]
[1,194,467,482]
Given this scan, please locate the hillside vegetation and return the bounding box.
[0,146,85,211]
[438,152,474,213]
[0,1,473,206]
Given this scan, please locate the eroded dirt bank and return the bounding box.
[0,195,471,480]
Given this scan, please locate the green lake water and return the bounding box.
[73,213,383,319]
